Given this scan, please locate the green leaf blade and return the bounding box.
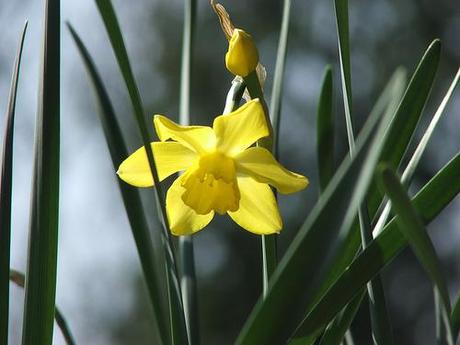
[318,290,365,345]
[378,166,453,344]
[67,23,169,345]
[0,21,27,345]
[237,66,396,345]
[316,65,334,193]
[292,152,460,340]
[94,1,189,343]
[22,0,61,343]
[292,40,439,343]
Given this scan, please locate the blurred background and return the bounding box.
[0,0,459,344]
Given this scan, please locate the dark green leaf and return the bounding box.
[378,166,453,345]
[334,0,354,146]
[291,152,460,340]
[316,65,334,193]
[178,0,199,342]
[318,290,365,345]
[94,1,188,343]
[22,0,61,343]
[335,0,394,339]
[374,67,460,236]
[236,60,396,344]
[270,0,291,156]
[368,40,441,213]
[67,23,168,345]
[452,294,460,342]
[292,39,439,343]
[0,21,27,345]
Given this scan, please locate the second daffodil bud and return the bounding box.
[225,29,259,77]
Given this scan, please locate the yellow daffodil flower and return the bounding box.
[117,99,308,236]
[225,29,259,77]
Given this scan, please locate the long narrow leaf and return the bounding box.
[290,67,406,344]
[334,0,354,148]
[374,68,460,236]
[291,152,460,340]
[378,167,453,345]
[452,294,460,342]
[237,63,396,345]
[270,0,291,156]
[335,0,393,339]
[368,40,441,212]
[318,290,365,345]
[22,0,61,343]
[67,23,168,345]
[94,1,188,343]
[316,65,334,193]
[0,21,27,345]
[177,0,199,343]
[292,40,439,343]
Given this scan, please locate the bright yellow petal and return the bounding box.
[213,99,269,156]
[166,175,215,235]
[117,142,197,187]
[235,147,309,194]
[228,177,282,235]
[154,115,216,154]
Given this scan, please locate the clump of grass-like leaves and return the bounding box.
[1,0,459,344]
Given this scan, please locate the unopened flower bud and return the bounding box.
[225,29,259,77]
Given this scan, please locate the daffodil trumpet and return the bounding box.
[117,99,308,236]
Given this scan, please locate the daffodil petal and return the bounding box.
[213,99,269,156]
[117,142,197,187]
[166,175,215,235]
[154,115,216,153]
[235,147,309,194]
[228,176,282,235]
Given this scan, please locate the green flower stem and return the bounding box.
[243,70,276,297]
[223,77,246,113]
[178,0,199,344]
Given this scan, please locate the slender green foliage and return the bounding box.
[374,67,460,236]
[334,0,354,146]
[0,22,27,345]
[452,295,460,342]
[94,1,188,343]
[378,167,453,345]
[368,40,441,211]
[291,152,460,340]
[270,0,291,156]
[237,68,396,344]
[22,0,61,343]
[291,40,439,344]
[319,290,365,345]
[178,0,200,343]
[316,65,334,193]
[334,0,393,340]
[67,23,169,345]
